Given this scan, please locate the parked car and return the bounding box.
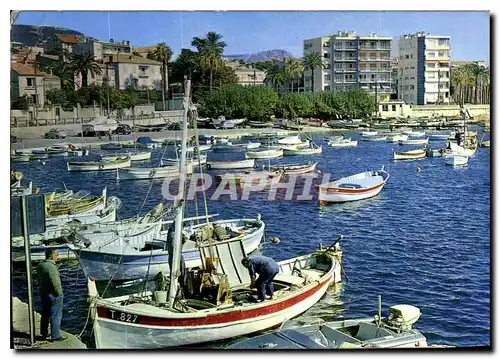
[114,124,132,135]
[44,128,67,139]
[11,135,20,143]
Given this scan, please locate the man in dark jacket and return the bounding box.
[166,221,188,297]
[36,249,65,341]
[241,256,280,301]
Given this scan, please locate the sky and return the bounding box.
[14,11,490,62]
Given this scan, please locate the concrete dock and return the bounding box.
[12,296,87,349]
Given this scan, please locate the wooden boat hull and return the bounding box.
[277,135,304,145]
[393,149,427,160]
[445,154,468,166]
[245,148,283,159]
[118,163,194,180]
[399,138,429,146]
[319,169,389,204]
[274,162,318,175]
[427,134,450,140]
[11,155,31,162]
[361,136,388,142]
[386,134,408,143]
[67,158,131,172]
[101,152,151,162]
[88,249,342,348]
[207,159,255,170]
[328,140,358,148]
[282,146,322,156]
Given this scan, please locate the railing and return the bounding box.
[334,46,357,50]
[334,57,357,61]
[359,46,391,50]
[359,68,391,72]
[359,57,391,61]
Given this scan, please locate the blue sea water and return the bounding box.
[11,130,491,348]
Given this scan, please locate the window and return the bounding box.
[324,74,331,81]
[438,52,446,57]
[382,105,388,111]
[405,54,410,59]
[31,94,37,104]
[323,53,330,58]
[324,42,330,47]
[411,76,415,80]
[324,85,331,91]
[55,108,61,117]
[27,78,34,87]
[411,66,415,70]
[304,43,313,50]
[392,105,396,111]
[410,85,415,90]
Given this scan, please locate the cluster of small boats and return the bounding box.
[11,144,88,162]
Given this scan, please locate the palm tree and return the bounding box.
[51,62,76,91]
[468,62,488,104]
[174,49,198,79]
[191,32,227,92]
[302,52,325,93]
[148,42,172,110]
[264,63,285,92]
[69,52,102,88]
[283,58,304,93]
[482,68,490,104]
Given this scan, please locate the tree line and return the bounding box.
[450,62,490,105]
[198,85,375,121]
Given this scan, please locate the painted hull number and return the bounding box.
[108,309,139,324]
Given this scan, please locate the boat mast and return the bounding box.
[168,77,191,308]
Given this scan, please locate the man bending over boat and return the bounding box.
[166,221,189,298]
[241,256,279,302]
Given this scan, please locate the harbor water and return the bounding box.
[11,130,490,348]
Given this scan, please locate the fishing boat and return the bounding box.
[386,134,408,143]
[480,140,490,148]
[11,181,33,196]
[446,142,476,157]
[67,157,131,172]
[135,137,162,149]
[87,237,343,348]
[404,130,425,138]
[426,148,445,157]
[161,154,207,166]
[327,138,358,148]
[227,299,428,349]
[245,147,283,159]
[212,144,248,153]
[118,163,194,180]
[360,131,378,137]
[73,217,265,282]
[361,135,388,142]
[11,154,31,162]
[101,143,123,151]
[399,138,429,146]
[319,167,389,205]
[427,132,451,141]
[277,135,305,145]
[445,154,468,167]
[29,153,49,160]
[216,170,283,186]
[393,149,427,161]
[100,151,151,162]
[267,162,318,175]
[207,159,255,170]
[282,144,322,156]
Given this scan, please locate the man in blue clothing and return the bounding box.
[36,249,65,341]
[241,256,280,301]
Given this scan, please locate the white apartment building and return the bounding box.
[303,31,392,102]
[73,38,132,61]
[398,32,451,105]
[105,54,162,91]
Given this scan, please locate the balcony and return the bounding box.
[359,45,391,51]
[359,68,391,72]
[334,57,357,62]
[359,57,391,62]
[334,45,357,51]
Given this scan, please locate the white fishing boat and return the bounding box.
[87,237,343,348]
[393,149,427,161]
[118,162,194,180]
[245,147,283,159]
[161,154,207,166]
[101,152,151,162]
[361,135,388,142]
[273,162,318,175]
[277,135,305,145]
[67,157,131,172]
[427,132,451,141]
[11,181,33,196]
[181,144,213,153]
[327,138,358,148]
[216,170,282,186]
[207,159,255,170]
[282,144,322,156]
[445,154,468,166]
[319,167,389,205]
[426,148,445,157]
[404,130,425,138]
[360,131,378,137]
[480,140,490,148]
[73,217,265,281]
[386,134,408,143]
[11,154,31,162]
[446,142,476,157]
[227,300,428,349]
[399,138,429,146]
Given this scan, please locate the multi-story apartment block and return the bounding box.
[44,34,79,55]
[73,38,132,61]
[303,31,392,102]
[398,32,451,105]
[105,54,162,91]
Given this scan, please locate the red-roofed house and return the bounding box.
[11,62,61,108]
[44,33,80,56]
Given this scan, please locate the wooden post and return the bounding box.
[21,196,36,345]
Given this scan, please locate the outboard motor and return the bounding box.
[386,305,422,332]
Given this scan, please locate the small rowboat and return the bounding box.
[11,154,31,162]
[216,170,282,186]
[404,130,426,137]
[245,147,283,159]
[319,167,389,204]
[118,163,194,180]
[101,151,151,162]
[393,149,427,161]
[282,145,322,156]
[212,144,248,153]
[399,138,429,146]
[427,133,451,140]
[360,131,378,137]
[386,134,408,143]
[361,135,388,142]
[67,157,131,172]
[265,162,318,175]
[426,148,444,157]
[207,159,255,170]
[480,140,490,148]
[277,135,306,145]
[161,154,207,166]
[445,154,468,166]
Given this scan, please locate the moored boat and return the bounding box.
[207,159,255,170]
[101,151,151,162]
[393,149,427,161]
[277,135,306,145]
[426,148,445,157]
[399,138,429,146]
[386,134,408,143]
[67,157,131,172]
[11,154,31,162]
[265,162,318,175]
[319,167,389,205]
[282,145,322,156]
[445,154,468,166]
[245,147,283,159]
[161,154,207,166]
[101,142,123,151]
[327,139,358,148]
[118,162,194,180]
[360,131,378,137]
[361,135,388,142]
[427,132,452,140]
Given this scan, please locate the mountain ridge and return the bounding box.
[224,49,293,63]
